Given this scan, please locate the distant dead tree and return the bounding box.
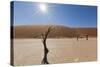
[76,34,80,41]
[41,26,52,64]
[85,34,88,40]
[76,33,89,41]
[77,35,79,41]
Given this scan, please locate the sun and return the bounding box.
[39,4,47,12]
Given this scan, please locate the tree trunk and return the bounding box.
[41,40,49,64]
[41,27,52,64]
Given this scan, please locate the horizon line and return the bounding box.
[12,24,97,28]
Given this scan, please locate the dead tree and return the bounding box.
[41,27,52,64]
[77,35,79,41]
[76,34,79,41]
[86,34,88,40]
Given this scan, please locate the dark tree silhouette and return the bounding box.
[41,26,52,64]
[76,34,89,41]
[77,35,79,41]
[86,34,88,40]
[76,34,80,41]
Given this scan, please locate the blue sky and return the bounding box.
[12,1,97,28]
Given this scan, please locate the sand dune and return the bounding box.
[12,25,97,38]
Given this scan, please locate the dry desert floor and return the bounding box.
[13,38,97,66]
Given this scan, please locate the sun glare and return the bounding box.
[39,4,47,12]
